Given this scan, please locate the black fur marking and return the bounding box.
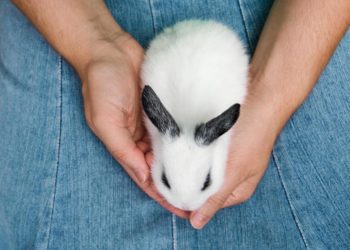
[142,85,180,137]
[195,103,240,145]
[162,172,171,189]
[201,172,211,191]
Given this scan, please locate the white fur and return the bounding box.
[142,19,248,210]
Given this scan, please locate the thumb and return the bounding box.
[190,165,243,229]
[95,119,149,183]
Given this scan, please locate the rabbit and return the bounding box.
[141,19,248,211]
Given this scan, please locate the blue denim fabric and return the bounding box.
[0,0,349,249]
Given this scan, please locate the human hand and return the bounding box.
[189,0,350,228]
[14,0,349,226]
[189,83,282,229]
[80,32,189,218]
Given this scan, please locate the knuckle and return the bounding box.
[207,193,227,207]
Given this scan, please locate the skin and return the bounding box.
[12,0,350,229]
[11,0,189,219]
[188,0,350,229]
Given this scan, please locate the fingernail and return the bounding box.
[190,212,209,229]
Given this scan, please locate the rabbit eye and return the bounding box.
[162,172,171,189]
[201,172,211,191]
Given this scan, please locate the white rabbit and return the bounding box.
[141,19,248,211]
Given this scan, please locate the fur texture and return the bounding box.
[141,19,248,210]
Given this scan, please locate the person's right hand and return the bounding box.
[80,32,189,219]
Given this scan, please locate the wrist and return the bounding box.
[74,31,134,80]
[244,72,299,139]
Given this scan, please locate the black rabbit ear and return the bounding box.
[195,104,240,145]
[142,85,180,137]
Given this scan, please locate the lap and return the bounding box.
[272,30,350,249]
[0,0,349,249]
[0,1,171,249]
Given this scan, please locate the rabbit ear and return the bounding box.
[195,104,240,145]
[142,85,180,137]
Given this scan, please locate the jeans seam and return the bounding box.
[288,117,350,232]
[147,0,157,36]
[46,55,63,249]
[237,0,253,54]
[272,149,310,249]
[171,214,177,250]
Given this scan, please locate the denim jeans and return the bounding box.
[1,0,350,249]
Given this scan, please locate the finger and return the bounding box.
[190,167,245,229]
[97,120,188,218]
[190,188,235,229]
[123,164,190,219]
[190,190,230,229]
[138,131,151,146]
[144,181,190,219]
[136,141,151,153]
[145,151,154,167]
[222,175,260,208]
[141,133,151,145]
[95,119,149,183]
[133,106,145,141]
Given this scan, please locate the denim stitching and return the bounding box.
[172,214,177,250]
[237,1,307,244]
[147,0,157,36]
[46,55,63,249]
[272,149,310,249]
[237,0,253,54]
[288,117,350,232]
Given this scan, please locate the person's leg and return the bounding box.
[0,1,173,249]
[0,1,64,248]
[152,0,350,249]
[47,1,175,249]
[2,0,348,248]
[271,28,350,250]
[150,0,306,249]
[240,1,350,248]
[235,2,350,248]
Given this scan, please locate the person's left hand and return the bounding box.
[189,87,282,229]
